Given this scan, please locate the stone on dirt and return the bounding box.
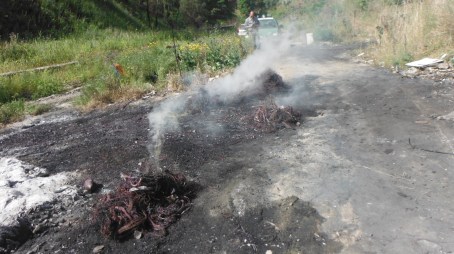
[134,230,143,239]
[83,178,102,193]
[437,62,450,70]
[92,245,105,253]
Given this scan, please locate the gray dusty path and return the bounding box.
[266,45,454,253]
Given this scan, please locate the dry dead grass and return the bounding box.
[313,0,453,67]
[82,86,149,110]
[165,73,184,92]
[365,0,454,66]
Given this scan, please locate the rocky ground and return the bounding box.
[1,43,454,254]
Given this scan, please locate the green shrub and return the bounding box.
[315,28,337,41]
[355,0,370,11]
[206,35,246,71]
[178,40,210,71]
[0,72,64,103]
[385,0,404,5]
[0,76,34,102]
[33,79,64,99]
[0,43,36,62]
[392,51,413,67]
[0,100,25,125]
[178,34,246,72]
[28,103,52,116]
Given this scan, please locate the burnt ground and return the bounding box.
[1,44,454,253]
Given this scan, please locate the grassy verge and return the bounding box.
[0,100,52,126]
[0,100,25,125]
[0,28,250,125]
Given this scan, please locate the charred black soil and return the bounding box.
[0,67,334,254]
[0,106,151,180]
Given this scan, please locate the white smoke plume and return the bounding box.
[204,39,290,101]
[147,33,294,169]
[147,94,188,169]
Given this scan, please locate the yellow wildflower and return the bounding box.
[148,41,158,48]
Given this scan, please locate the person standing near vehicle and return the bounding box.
[244,11,260,49]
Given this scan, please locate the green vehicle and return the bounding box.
[258,17,280,37]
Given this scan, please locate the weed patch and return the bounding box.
[28,104,53,116]
[0,100,25,125]
[179,34,247,72]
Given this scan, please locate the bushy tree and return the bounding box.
[205,0,236,21]
[179,0,236,27]
[237,0,278,17]
[0,0,84,39]
[147,0,236,28]
[179,0,208,27]
[238,0,262,16]
[0,0,238,39]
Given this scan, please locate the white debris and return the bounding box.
[439,111,454,121]
[406,58,443,68]
[0,157,78,226]
[306,33,314,45]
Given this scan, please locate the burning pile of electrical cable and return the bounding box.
[94,170,196,239]
[251,99,301,132]
[184,69,300,131]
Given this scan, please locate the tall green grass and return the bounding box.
[0,100,25,125]
[0,27,249,124]
[0,100,53,126]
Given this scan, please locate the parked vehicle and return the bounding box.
[237,17,280,38]
[257,17,280,37]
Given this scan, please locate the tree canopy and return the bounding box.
[0,0,238,40]
[237,0,279,17]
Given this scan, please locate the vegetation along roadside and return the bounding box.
[0,0,253,126]
[1,0,453,126]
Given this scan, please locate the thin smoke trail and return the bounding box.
[147,31,296,169]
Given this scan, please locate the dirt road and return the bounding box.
[1,44,454,253]
[271,45,454,253]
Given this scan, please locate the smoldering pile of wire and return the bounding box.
[251,99,301,132]
[94,170,194,239]
[258,69,290,96]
